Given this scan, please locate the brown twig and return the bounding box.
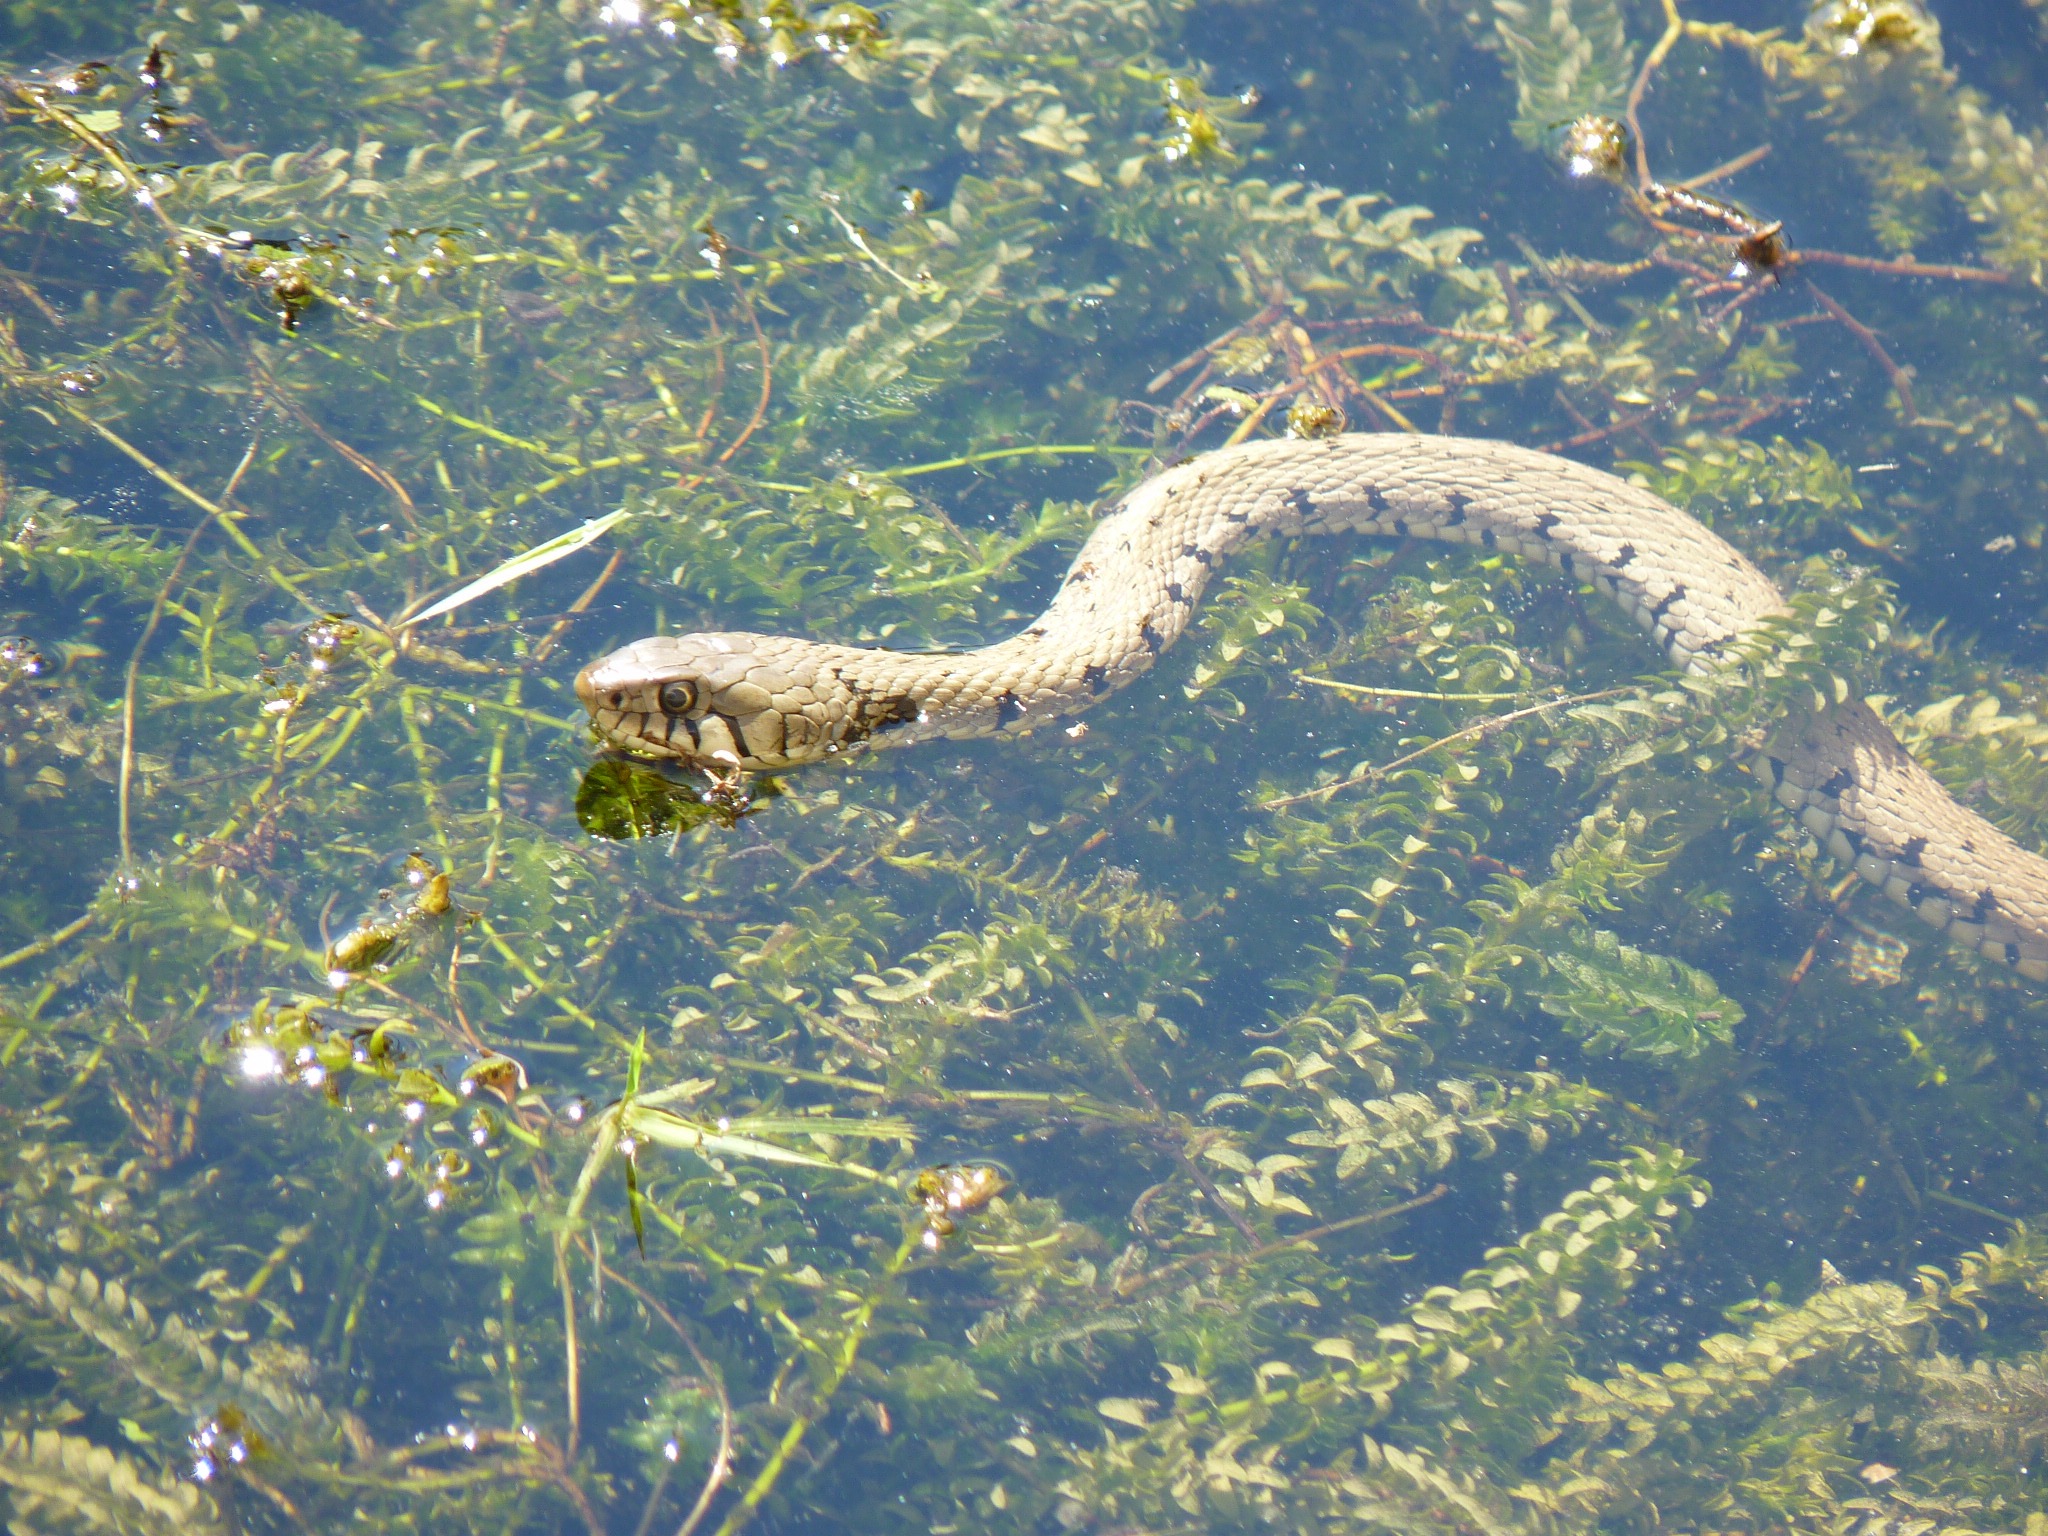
[1117,1183,1449,1295]
[1625,0,1688,194]
[1493,261,1527,337]
[1220,385,1290,448]
[1725,394,1801,435]
[1305,343,1457,386]
[531,546,625,666]
[1098,1016,1261,1246]
[61,405,320,612]
[1359,383,1422,435]
[1304,342,1444,434]
[594,1258,736,1536]
[1261,687,1635,810]
[118,433,261,868]
[554,1237,583,1457]
[711,277,773,468]
[1769,871,1861,1023]
[1849,1090,1923,1212]
[1146,301,1287,394]
[1608,0,2009,427]
[1803,277,1918,422]
[528,1434,608,1536]
[1538,395,1687,454]
[694,301,728,447]
[264,377,421,529]
[782,845,845,897]
[444,938,487,1055]
[1794,248,2014,285]
[1673,142,1772,190]
[1510,235,1607,336]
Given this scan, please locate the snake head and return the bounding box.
[575,632,844,771]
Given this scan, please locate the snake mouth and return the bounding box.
[572,661,617,717]
[574,658,760,767]
[574,662,673,761]
[594,712,669,758]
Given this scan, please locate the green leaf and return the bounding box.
[1536,927,1743,1060]
[402,509,629,627]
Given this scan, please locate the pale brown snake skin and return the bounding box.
[576,432,2048,981]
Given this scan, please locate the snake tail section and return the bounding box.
[575,433,2048,981]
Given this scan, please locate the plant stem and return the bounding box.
[708,1228,919,1536]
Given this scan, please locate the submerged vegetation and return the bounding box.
[7,0,2048,1528]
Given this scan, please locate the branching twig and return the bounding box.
[1261,687,1635,810]
[1117,1184,1449,1295]
[118,433,261,868]
[1804,277,1919,422]
[706,1229,918,1536]
[591,1255,736,1536]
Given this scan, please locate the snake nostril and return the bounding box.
[608,692,625,709]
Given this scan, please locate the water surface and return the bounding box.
[5,0,2048,1530]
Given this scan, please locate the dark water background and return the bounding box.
[6,1,2048,1531]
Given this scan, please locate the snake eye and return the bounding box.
[658,680,698,716]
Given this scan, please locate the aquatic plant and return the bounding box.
[1493,0,1635,148]
[6,0,2048,1530]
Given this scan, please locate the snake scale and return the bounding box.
[576,432,2048,981]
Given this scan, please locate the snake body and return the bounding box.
[576,433,2048,981]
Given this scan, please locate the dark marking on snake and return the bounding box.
[1908,882,1929,907]
[564,436,2048,977]
[864,695,921,736]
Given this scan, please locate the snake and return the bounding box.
[575,432,2048,982]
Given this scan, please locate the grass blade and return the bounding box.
[401,509,630,627]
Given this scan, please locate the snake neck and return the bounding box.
[869,434,1786,746]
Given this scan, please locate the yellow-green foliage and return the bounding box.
[1492,0,1635,148]
[6,0,2048,1531]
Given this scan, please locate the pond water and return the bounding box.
[6,0,2048,1530]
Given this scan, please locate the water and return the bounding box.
[4,0,2048,1530]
